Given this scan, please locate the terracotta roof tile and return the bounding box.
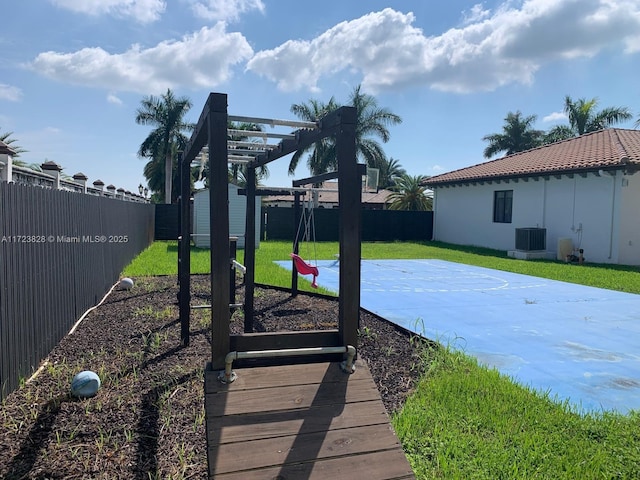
[426,129,640,186]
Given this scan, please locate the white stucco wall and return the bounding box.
[617,173,640,265]
[432,171,639,264]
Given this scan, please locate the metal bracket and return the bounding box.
[218,370,238,384]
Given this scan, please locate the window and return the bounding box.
[493,190,513,223]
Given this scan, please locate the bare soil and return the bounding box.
[0,275,429,479]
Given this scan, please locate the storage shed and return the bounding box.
[193,185,261,249]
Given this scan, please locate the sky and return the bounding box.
[1,0,640,195]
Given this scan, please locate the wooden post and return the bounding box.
[229,237,237,308]
[243,166,256,333]
[179,153,191,346]
[336,106,360,351]
[209,94,231,370]
[291,191,301,296]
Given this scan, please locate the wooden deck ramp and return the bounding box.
[205,360,415,479]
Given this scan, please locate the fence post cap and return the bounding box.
[41,160,62,172]
[0,140,16,155]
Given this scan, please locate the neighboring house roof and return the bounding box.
[263,181,393,206]
[426,128,640,187]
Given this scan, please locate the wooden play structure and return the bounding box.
[177,92,362,365]
[177,92,414,478]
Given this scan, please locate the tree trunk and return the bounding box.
[165,151,172,204]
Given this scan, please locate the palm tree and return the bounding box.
[136,89,193,203]
[386,174,432,211]
[482,111,544,159]
[349,85,402,170]
[289,85,402,178]
[562,95,631,135]
[288,97,339,176]
[0,129,26,158]
[228,122,268,187]
[378,157,406,189]
[141,143,187,203]
[542,125,575,145]
[196,121,269,188]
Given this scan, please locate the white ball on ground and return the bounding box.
[119,277,134,290]
[71,370,101,398]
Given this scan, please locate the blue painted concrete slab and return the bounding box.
[277,258,640,414]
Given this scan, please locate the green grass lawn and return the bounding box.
[123,240,640,479]
[124,240,640,294]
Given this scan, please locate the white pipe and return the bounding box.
[228,140,278,150]
[232,259,247,274]
[220,345,356,383]
[229,148,266,155]
[227,130,295,140]
[229,115,317,129]
[228,156,253,164]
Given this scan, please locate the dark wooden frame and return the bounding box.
[178,92,360,370]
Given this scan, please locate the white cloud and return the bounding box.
[0,84,22,101]
[50,0,166,24]
[247,1,640,94]
[461,3,491,25]
[542,111,567,123]
[186,0,265,22]
[29,24,253,94]
[107,93,123,105]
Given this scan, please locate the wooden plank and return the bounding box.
[214,450,415,480]
[207,376,379,416]
[229,329,342,353]
[208,399,389,444]
[205,360,370,393]
[205,361,415,479]
[209,424,405,475]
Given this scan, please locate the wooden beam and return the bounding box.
[227,129,294,140]
[209,93,231,370]
[293,164,366,187]
[178,154,191,346]
[337,106,360,352]
[238,188,308,197]
[244,167,256,333]
[250,108,346,168]
[181,94,213,166]
[293,170,339,187]
[230,330,342,352]
[228,114,317,130]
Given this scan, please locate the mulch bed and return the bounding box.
[0,275,430,479]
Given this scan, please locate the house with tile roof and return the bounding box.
[425,129,640,265]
